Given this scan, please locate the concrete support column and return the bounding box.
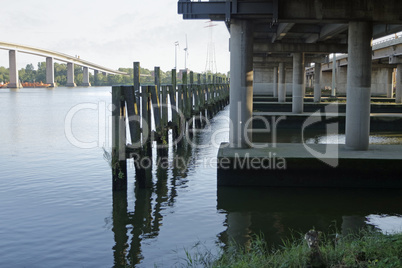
[345,21,372,150]
[331,53,337,97]
[396,64,402,103]
[8,50,19,88]
[303,68,306,98]
[292,53,304,113]
[273,66,278,98]
[314,63,322,102]
[278,62,286,102]
[386,69,393,98]
[46,57,56,87]
[229,19,253,148]
[82,67,91,87]
[66,62,76,87]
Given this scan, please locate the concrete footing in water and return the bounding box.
[217,143,402,188]
[252,111,402,131]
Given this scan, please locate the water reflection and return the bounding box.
[109,117,402,267]
[217,187,402,247]
[110,137,197,267]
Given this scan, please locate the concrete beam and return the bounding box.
[389,55,402,64]
[278,0,402,23]
[179,0,402,24]
[305,24,348,43]
[254,42,348,54]
[304,54,327,64]
[272,23,295,43]
[178,0,276,21]
[253,56,293,64]
[253,62,293,69]
[373,24,402,39]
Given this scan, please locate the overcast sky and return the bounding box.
[0,0,230,73]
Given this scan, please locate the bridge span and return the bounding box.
[0,41,128,88]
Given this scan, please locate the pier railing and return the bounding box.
[111,62,229,190]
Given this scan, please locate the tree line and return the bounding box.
[0,62,228,87]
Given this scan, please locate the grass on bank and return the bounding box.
[184,229,402,268]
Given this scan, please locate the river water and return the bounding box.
[1,86,401,267]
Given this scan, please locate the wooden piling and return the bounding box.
[136,85,153,188]
[111,61,230,191]
[122,86,141,147]
[150,84,163,144]
[112,86,127,191]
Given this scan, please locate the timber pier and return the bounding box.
[111,62,229,190]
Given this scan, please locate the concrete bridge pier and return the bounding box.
[396,65,402,103]
[229,19,253,148]
[278,62,286,102]
[292,53,305,113]
[386,68,393,98]
[314,63,322,102]
[66,62,76,87]
[273,66,278,98]
[345,21,372,150]
[331,53,337,97]
[82,67,91,87]
[46,57,56,87]
[8,50,19,88]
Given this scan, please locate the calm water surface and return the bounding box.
[1,87,401,267]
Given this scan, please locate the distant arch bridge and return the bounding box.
[0,41,128,88]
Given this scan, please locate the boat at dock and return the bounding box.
[21,81,51,88]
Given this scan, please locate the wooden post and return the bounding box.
[194,74,201,128]
[189,71,195,129]
[134,62,140,105]
[182,72,191,120]
[112,86,127,191]
[122,86,141,147]
[177,84,183,134]
[150,84,163,144]
[154,66,161,116]
[168,84,179,139]
[212,75,217,114]
[170,69,180,138]
[141,85,151,153]
[161,85,168,136]
[136,85,153,188]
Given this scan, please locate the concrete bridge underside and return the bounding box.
[178,0,402,187]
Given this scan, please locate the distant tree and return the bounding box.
[19,63,36,82]
[36,62,46,83]
[54,63,67,86]
[0,66,9,83]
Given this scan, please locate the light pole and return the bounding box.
[174,41,179,70]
